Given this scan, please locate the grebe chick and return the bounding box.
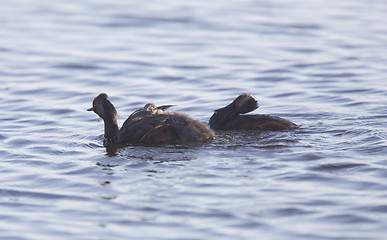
[88,93,215,147]
[209,94,298,130]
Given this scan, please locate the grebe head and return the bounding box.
[210,94,259,129]
[88,93,119,140]
[87,93,117,120]
[231,94,258,115]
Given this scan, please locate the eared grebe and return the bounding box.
[209,94,298,130]
[88,93,215,147]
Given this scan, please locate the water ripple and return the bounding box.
[1,0,387,239]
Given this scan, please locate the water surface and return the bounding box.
[1,0,387,239]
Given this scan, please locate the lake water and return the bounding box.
[1,0,387,239]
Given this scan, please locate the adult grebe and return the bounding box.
[209,94,298,130]
[88,93,215,147]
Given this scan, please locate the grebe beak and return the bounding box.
[87,107,94,111]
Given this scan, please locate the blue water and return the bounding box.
[1,0,387,239]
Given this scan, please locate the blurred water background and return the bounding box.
[1,0,387,239]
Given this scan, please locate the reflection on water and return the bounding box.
[1,0,387,239]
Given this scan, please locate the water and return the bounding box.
[1,0,387,239]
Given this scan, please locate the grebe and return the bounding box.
[88,93,215,147]
[209,94,298,130]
